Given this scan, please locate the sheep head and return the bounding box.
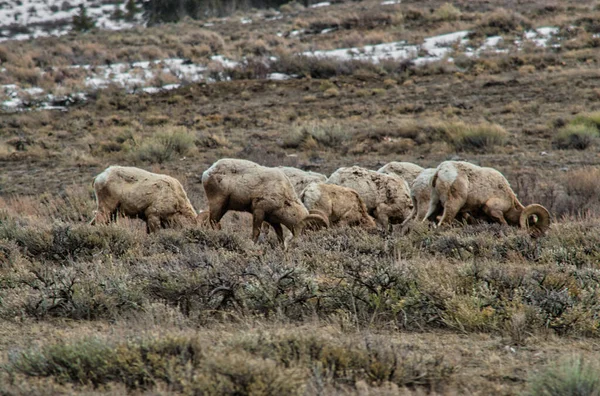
[269,199,326,232]
[519,204,550,237]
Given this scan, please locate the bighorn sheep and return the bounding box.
[90,166,199,233]
[327,166,412,230]
[202,159,328,245]
[300,182,376,229]
[402,168,437,224]
[424,161,550,235]
[377,161,424,185]
[278,166,327,196]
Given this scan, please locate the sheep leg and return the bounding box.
[208,197,229,230]
[417,198,430,222]
[374,205,390,232]
[401,194,418,226]
[261,222,271,235]
[401,206,416,226]
[90,198,118,225]
[252,209,266,243]
[423,189,441,223]
[438,200,464,226]
[146,215,161,233]
[271,223,286,245]
[483,199,508,225]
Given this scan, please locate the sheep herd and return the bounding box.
[90,158,551,246]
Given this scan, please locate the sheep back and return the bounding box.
[301,182,375,228]
[278,166,327,196]
[327,166,412,224]
[377,162,424,184]
[92,166,197,228]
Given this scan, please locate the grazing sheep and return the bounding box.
[327,166,412,230]
[90,166,199,233]
[424,161,550,235]
[300,182,376,229]
[402,168,437,224]
[278,166,327,196]
[377,162,424,185]
[202,159,328,245]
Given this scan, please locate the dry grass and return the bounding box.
[2,188,600,393]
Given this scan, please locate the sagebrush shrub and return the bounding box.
[433,3,462,21]
[553,123,597,150]
[135,127,196,163]
[441,121,508,152]
[470,8,532,38]
[528,356,600,396]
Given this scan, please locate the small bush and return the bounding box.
[283,122,350,149]
[557,167,600,216]
[553,124,598,150]
[570,111,600,129]
[271,53,381,79]
[528,356,600,396]
[470,8,532,38]
[8,336,202,389]
[135,127,196,163]
[442,122,508,152]
[5,65,41,86]
[279,1,304,14]
[433,3,462,21]
[72,5,95,32]
[180,30,225,53]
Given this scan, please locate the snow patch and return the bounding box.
[523,26,559,47]
[310,2,331,8]
[0,0,144,42]
[267,73,293,81]
[321,27,337,34]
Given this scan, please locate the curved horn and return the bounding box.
[309,209,329,225]
[519,204,550,237]
[297,210,329,235]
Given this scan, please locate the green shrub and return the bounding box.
[135,127,196,163]
[442,121,508,152]
[7,332,453,392]
[433,3,462,21]
[528,356,600,396]
[72,5,95,32]
[283,122,351,149]
[570,111,600,129]
[8,336,202,389]
[553,123,597,150]
[7,335,304,393]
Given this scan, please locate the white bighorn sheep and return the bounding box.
[90,166,199,233]
[278,166,327,196]
[424,161,550,235]
[300,182,377,229]
[202,159,328,245]
[401,168,437,224]
[327,166,413,231]
[377,161,424,185]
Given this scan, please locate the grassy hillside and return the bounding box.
[2,0,600,394]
